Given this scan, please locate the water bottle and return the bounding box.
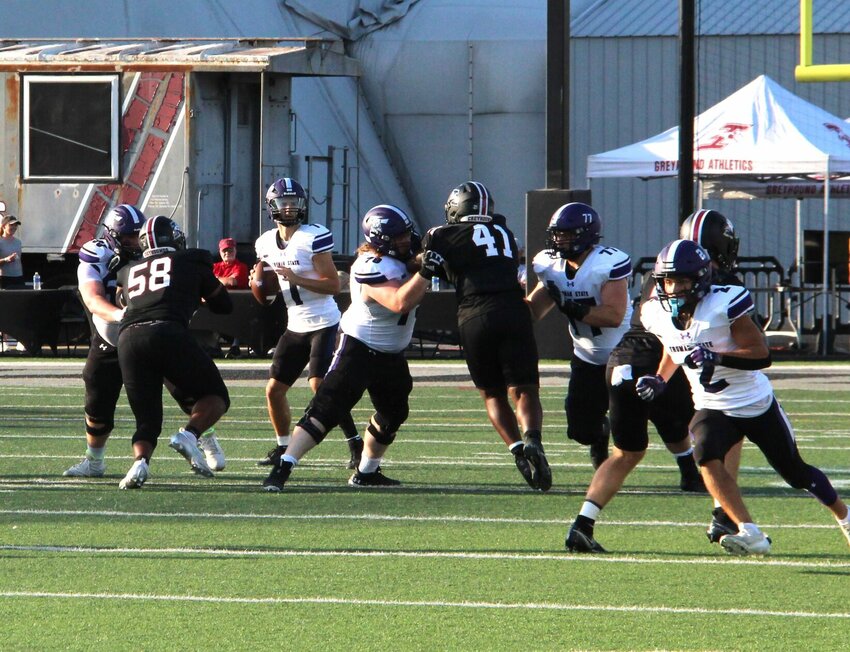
[431,276,440,292]
[32,272,42,291]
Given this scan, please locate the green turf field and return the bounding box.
[1,364,848,650]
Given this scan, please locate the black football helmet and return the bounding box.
[444,181,494,223]
[139,215,186,257]
[102,204,145,258]
[653,239,713,316]
[546,202,602,260]
[362,204,414,259]
[679,209,739,272]
[266,178,307,226]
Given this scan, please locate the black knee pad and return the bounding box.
[297,413,328,443]
[85,420,113,438]
[367,410,404,445]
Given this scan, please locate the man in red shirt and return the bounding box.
[213,238,248,358]
[213,238,249,289]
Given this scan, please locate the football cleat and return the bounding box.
[118,459,149,490]
[720,524,771,555]
[347,437,364,470]
[566,526,607,553]
[63,456,105,478]
[257,444,287,466]
[348,469,401,488]
[523,437,552,492]
[514,453,537,489]
[169,429,214,477]
[198,432,226,471]
[262,460,293,492]
[706,507,738,543]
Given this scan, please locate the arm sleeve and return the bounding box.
[718,352,771,370]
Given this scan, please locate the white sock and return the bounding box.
[359,457,382,474]
[276,435,290,447]
[673,446,694,458]
[508,441,524,454]
[837,512,850,527]
[86,445,105,461]
[281,454,299,466]
[579,500,601,521]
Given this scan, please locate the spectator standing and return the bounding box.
[0,215,24,289]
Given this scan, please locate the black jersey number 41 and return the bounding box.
[472,224,514,258]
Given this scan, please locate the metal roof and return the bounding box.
[572,0,850,37]
[0,38,360,75]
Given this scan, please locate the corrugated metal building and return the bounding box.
[571,0,850,281]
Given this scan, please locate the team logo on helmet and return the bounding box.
[362,204,414,258]
[444,181,494,224]
[103,204,145,259]
[266,178,307,225]
[139,215,186,257]
[653,239,713,317]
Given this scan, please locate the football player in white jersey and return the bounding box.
[638,239,850,554]
[527,202,632,469]
[262,205,428,491]
[254,178,363,472]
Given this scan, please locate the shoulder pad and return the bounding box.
[79,239,117,266]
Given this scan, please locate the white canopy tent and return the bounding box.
[587,75,850,354]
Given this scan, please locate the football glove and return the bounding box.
[635,374,666,401]
[418,249,445,280]
[545,282,590,321]
[559,300,590,321]
[684,346,718,369]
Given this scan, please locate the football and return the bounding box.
[250,261,280,305]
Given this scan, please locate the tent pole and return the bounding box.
[822,165,830,356]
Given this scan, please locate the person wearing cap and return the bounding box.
[212,238,249,289]
[211,238,248,359]
[0,215,24,289]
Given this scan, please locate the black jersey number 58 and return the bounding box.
[126,257,173,299]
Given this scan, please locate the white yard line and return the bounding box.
[0,590,848,618]
[0,508,843,531]
[1,546,849,573]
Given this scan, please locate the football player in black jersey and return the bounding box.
[565,209,742,553]
[115,216,232,489]
[64,204,145,479]
[418,181,550,491]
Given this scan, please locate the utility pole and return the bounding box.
[678,0,695,222]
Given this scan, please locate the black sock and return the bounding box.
[676,451,699,476]
[574,514,595,536]
[510,442,525,456]
[524,429,542,442]
[184,425,201,438]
